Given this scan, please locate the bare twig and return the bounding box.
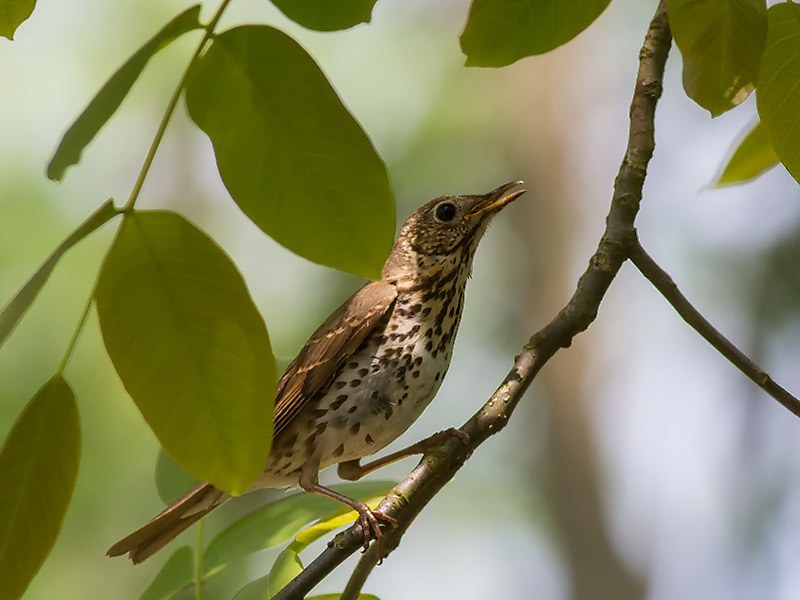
[271,3,672,599]
[629,239,800,418]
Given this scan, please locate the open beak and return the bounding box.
[465,181,526,218]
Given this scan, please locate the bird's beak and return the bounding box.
[465,181,526,218]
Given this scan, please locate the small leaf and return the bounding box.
[0,199,118,348]
[715,120,779,186]
[757,2,800,184]
[267,549,304,598]
[203,481,395,577]
[96,210,275,495]
[233,575,269,600]
[186,26,394,279]
[155,448,199,505]
[0,0,35,39]
[137,546,194,600]
[460,0,612,67]
[0,376,80,600]
[270,0,378,31]
[668,0,766,117]
[47,5,203,181]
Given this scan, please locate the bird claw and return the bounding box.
[354,502,397,559]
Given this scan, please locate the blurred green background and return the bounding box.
[2,1,800,599]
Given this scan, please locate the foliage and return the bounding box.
[1,0,799,598]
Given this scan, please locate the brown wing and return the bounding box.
[272,279,397,437]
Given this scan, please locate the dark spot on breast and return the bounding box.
[333,444,344,457]
[435,372,440,381]
[412,370,420,379]
[350,379,361,387]
[448,306,454,318]
[365,434,374,445]
[348,405,358,414]
[312,408,328,418]
[331,396,348,410]
[316,421,328,433]
[409,303,422,315]
[334,381,347,390]
[348,362,359,369]
[424,328,433,338]
[371,390,380,399]
[422,307,431,317]
[350,422,360,435]
[358,368,368,377]
[425,340,433,351]
[414,356,423,366]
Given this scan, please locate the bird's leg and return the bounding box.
[299,469,397,556]
[337,427,470,481]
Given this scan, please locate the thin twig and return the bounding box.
[340,544,380,600]
[629,239,800,418]
[271,3,672,599]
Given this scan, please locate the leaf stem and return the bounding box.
[120,0,233,213]
[57,277,100,376]
[195,519,205,600]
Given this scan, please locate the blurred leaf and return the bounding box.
[757,2,800,184]
[0,199,118,348]
[308,595,380,600]
[137,546,193,600]
[0,376,80,600]
[185,26,394,279]
[95,210,275,495]
[460,0,612,67]
[270,0,378,31]
[155,448,199,505]
[0,0,35,39]
[233,575,269,600]
[289,488,391,553]
[715,120,779,186]
[668,0,765,117]
[47,5,203,181]
[203,481,394,577]
[267,549,304,597]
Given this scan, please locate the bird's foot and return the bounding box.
[354,502,397,559]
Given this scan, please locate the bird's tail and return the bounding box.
[107,482,229,564]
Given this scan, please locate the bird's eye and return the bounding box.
[434,202,457,223]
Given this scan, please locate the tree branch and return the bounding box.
[629,239,800,418]
[271,3,672,598]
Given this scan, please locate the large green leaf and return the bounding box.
[0,199,118,348]
[233,575,269,600]
[0,376,80,600]
[47,5,203,182]
[138,546,193,600]
[267,549,304,598]
[0,0,35,39]
[95,210,275,495]
[185,26,394,280]
[668,0,766,117]
[155,447,199,505]
[203,481,395,577]
[757,2,800,184]
[270,0,378,31]
[715,120,779,186]
[460,0,612,67]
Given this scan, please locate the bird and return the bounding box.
[107,181,525,563]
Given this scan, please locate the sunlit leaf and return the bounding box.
[0,0,35,39]
[270,0,378,31]
[0,199,118,348]
[715,120,779,186]
[185,26,394,279]
[96,210,275,495]
[0,376,80,600]
[47,5,203,181]
[267,549,304,597]
[757,2,800,184]
[137,546,193,600]
[460,0,612,67]
[155,448,199,505]
[203,481,394,577]
[233,575,269,600]
[668,0,765,117]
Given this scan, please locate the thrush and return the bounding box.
[108,181,525,563]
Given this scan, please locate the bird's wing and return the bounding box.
[272,279,397,437]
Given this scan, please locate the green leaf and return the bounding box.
[0,0,35,39]
[460,0,612,67]
[668,0,766,117]
[757,2,800,184]
[47,5,203,181]
[203,481,395,577]
[185,26,394,279]
[233,575,269,600]
[270,0,378,31]
[0,199,118,348]
[715,120,779,186]
[0,376,80,600]
[267,549,304,598]
[155,448,199,505]
[137,546,194,600]
[95,210,275,495]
